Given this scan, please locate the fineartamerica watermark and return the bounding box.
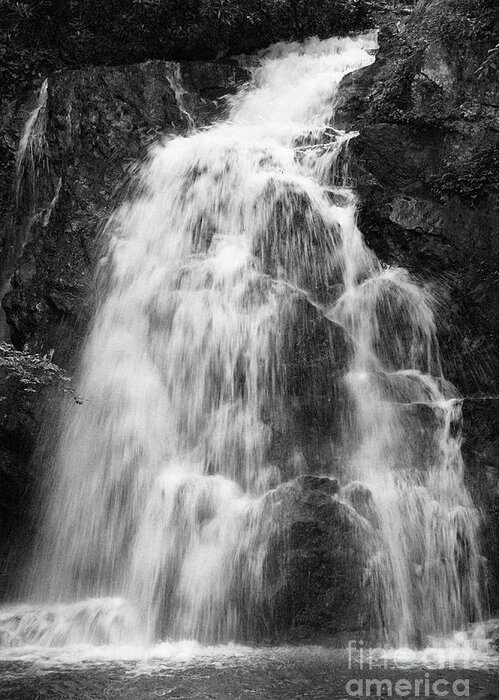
[347,640,474,670]
[345,676,469,697]
[344,641,472,698]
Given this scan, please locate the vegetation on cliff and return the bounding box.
[1,0,374,98]
[0,342,72,594]
[0,341,71,474]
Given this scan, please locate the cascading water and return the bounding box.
[330,270,483,645]
[1,33,484,650]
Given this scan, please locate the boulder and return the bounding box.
[267,475,375,640]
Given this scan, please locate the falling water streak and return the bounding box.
[0,79,49,342]
[166,65,196,131]
[14,79,49,209]
[0,32,485,650]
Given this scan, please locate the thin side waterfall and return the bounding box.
[2,33,484,649]
[14,78,49,209]
[0,79,49,341]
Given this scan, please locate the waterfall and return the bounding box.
[3,33,483,648]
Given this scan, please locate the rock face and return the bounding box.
[0,342,70,595]
[336,3,497,398]
[335,0,498,605]
[0,60,247,368]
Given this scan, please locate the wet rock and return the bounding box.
[388,196,444,235]
[270,295,351,479]
[481,618,499,652]
[268,475,375,640]
[461,397,499,609]
[296,475,339,496]
[420,40,455,92]
[341,481,377,524]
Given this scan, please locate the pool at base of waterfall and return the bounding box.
[0,641,497,699]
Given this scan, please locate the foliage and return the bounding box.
[358,0,498,125]
[427,143,499,206]
[0,0,375,99]
[0,343,72,471]
[475,44,499,81]
[412,0,498,79]
[0,342,70,396]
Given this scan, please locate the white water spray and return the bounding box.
[1,33,484,650]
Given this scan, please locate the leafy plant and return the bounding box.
[0,342,70,395]
[1,0,376,99]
